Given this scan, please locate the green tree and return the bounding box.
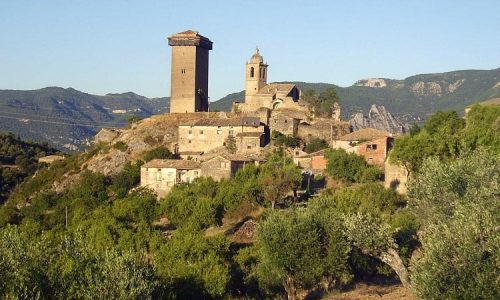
[154,231,231,298]
[255,210,326,300]
[259,152,302,209]
[225,135,237,154]
[302,88,340,117]
[142,146,173,162]
[325,149,381,183]
[303,138,329,153]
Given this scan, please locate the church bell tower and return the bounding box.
[245,48,268,99]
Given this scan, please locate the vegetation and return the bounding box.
[224,135,237,154]
[0,132,59,204]
[302,87,340,117]
[325,148,383,183]
[0,104,498,299]
[142,146,174,162]
[271,130,300,148]
[303,138,329,153]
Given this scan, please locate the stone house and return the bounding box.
[332,128,393,166]
[177,117,265,154]
[140,159,201,198]
[200,154,262,181]
[293,149,329,173]
[269,112,301,137]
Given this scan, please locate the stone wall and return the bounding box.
[384,159,409,195]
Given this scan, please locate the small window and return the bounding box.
[217,129,222,135]
[188,130,192,134]
[247,145,252,149]
[250,67,254,77]
[181,69,186,74]
[200,130,204,135]
[229,130,234,136]
[194,171,199,176]
[284,119,288,123]
[188,140,192,143]
[367,144,378,151]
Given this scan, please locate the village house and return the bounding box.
[200,154,263,181]
[293,148,329,173]
[177,117,265,155]
[332,128,393,166]
[140,159,201,198]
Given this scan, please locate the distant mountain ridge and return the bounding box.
[0,68,498,150]
[211,68,500,121]
[0,87,168,151]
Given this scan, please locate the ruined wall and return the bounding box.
[384,159,409,195]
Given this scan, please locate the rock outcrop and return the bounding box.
[349,105,406,134]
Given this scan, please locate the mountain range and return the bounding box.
[0,68,498,151]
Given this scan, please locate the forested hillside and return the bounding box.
[0,103,498,299]
[0,133,60,204]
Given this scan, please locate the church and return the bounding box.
[236,48,306,113]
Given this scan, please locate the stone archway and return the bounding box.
[272,99,284,110]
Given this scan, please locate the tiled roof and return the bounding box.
[339,128,392,141]
[296,148,329,158]
[257,83,296,95]
[142,159,201,169]
[179,117,261,127]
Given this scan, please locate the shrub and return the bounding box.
[113,141,128,152]
[142,146,173,162]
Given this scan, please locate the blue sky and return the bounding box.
[1,0,499,100]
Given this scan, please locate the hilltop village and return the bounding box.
[91,30,405,197]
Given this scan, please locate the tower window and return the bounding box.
[250,67,254,78]
[181,69,186,74]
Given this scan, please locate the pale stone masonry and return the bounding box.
[168,30,212,113]
[236,49,304,112]
[177,117,265,154]
[140,159,201,198]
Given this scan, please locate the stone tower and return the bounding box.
[168,30,213,113]
[245,48,268,99]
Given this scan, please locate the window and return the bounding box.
[194,171,199,176]
[188,140,192,143]
[250,67,254,77]
[367,144,378,151]
[188,130,192,134]
[181,69,186,74]
[247,145,252,149]
[229,129,234,136]
[200,130,204,135]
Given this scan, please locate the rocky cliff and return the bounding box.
[349,105,406,134]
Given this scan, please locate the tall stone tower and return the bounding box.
[245,48,268,99]
[168,30,213,113]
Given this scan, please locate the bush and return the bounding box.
[142,146,173,162]
[303,138,329,153]
[113,141,128,152]
[325,149,379,183]
[271,130,300,148]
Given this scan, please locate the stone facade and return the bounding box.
[270,112,300,136]
[177,117,264,154]
[140,159,201,198]
[200,154,258,181]
[357,137,393,166]
[293,149,328,172]
[298,120,351,144]
[236,49,304,112]
[384,159,409,195]
[168,30,213,113]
